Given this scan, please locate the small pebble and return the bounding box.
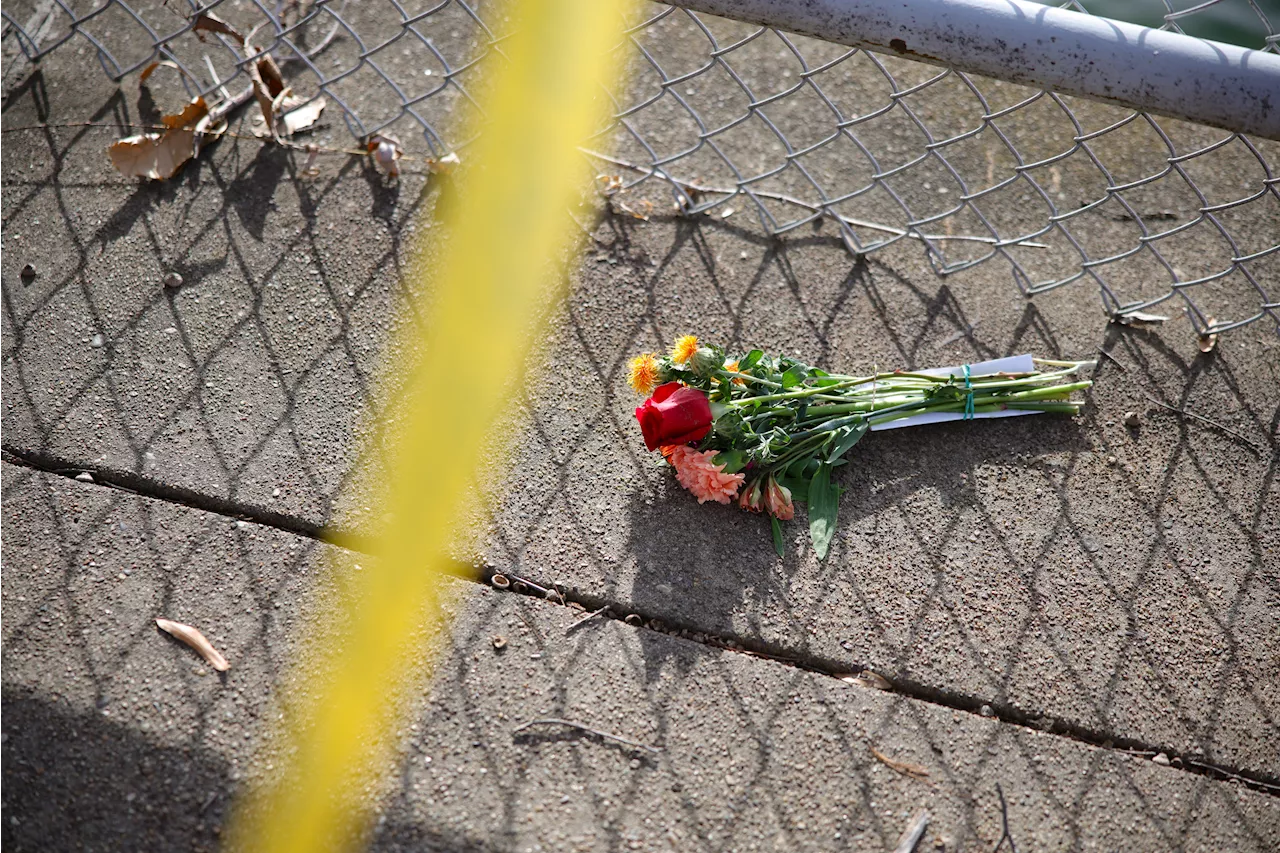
[491,635,507,651]
[20,263,36,281]
[1152,752,1170,766]
[163,271,183,289]
[624,614,643,626]
[75,472,94,483]
[1124,411,1141,427]
[979,704,995,717]
[90,333,104,348]
[1106,455,1117,466]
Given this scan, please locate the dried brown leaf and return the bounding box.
[108,130,197,179]
[256,53,286,99]
[870,746,930,781]
[156,618,230,671]
[162,96,209,130]
[1198,316,1219,353]
[253,95,327,138]
[282,96,325,135]
[140,59,181,84]
[1114,310,1168,327]
[192,13,246,46]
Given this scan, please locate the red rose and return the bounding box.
[635,382,713,451]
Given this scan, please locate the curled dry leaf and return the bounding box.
[140,59,183,84]
[427,151,461,175]
[156,618,230,671]
[1197,316,1219,353]
[367,134,402,177]
[192,13,246,46]
[252,95,327,138]
[108,96,209,179]
[596,173,623,194]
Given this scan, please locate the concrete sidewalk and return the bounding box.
[5,466,1278,852]
[3,13,1279,851]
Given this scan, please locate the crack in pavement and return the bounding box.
[5,443,1278,798]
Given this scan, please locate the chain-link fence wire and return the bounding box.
[4,0,1279,336]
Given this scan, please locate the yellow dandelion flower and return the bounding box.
[627,352,660,395]
[671,334,699,364]
[723,359,745,385]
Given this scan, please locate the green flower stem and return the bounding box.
[722,371,782,388]
[730,379,863,407]
[767,431,834,471]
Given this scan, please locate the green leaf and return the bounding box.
[826,421,869,464]
[771,516,785,557]
[740,349,764,370]
[781,366,806,388]
[777,475,810,502]
[709,401,732,420]
[786,452,814,478]
[712,448,747,474]
[808,463,841,561]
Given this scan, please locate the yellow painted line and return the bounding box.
[228,1,629,849]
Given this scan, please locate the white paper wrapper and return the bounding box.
[868,354,1038,431]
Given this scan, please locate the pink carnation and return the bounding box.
[664,445,745,505]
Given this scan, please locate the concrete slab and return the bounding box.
[463,215,1280,778]
[4,465,1277,852]
[2,41,433,526]
[4,3,1278,786]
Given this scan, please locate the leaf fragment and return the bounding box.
[108,130,195,179]
[107,96,209,179]
[771,515,785,557]
[156,618,230,671]
[192,13,246,46]
[140,59,182,84]
[251,95,327,138]
[840,669,892,690]
[1197,316,1219,353]
[1113,309,1167,327]
[870,746,930,781]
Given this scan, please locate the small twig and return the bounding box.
[203,54,232,103]
[512,718,661,755]
[892,810,929,853]
[991,784,1018,853]
[1097,348,1128,372]
[1141,392,1264,455]
[506,573,551,596]
[579,148,1049,248]
[565,605,609,634]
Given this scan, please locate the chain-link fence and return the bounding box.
[4,0,1279,336]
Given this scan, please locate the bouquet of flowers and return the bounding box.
[629,336,1093,558]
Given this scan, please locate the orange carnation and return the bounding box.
[664,445,745,505]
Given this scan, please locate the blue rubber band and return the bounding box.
[962,363,974,420]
